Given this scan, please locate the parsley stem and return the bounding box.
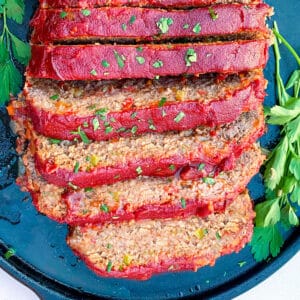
[273,29,300,67]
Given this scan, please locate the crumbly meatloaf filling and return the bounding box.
[35,109,262,170]
[25,70,264,116]
[67,192,254,278]
[21,145,263,223]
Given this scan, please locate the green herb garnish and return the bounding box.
[198,163,205,171]
[106,260,113,272]
[209,7,218,21]
[185,48,197,67]
[180,198,186,209]
[152,60,163,68]
[202,177,215,185]
[136,166,143,175]
[157,17,174,34]
[100,204,109,213]
[113,50,126,68]
[250,23,300,262]
[74,162,80,173]
[158,97,167,107]
[4,248,15,260]
[48,138,61,144]
[81,9,91,17]
[129,15,136,24]
[92,117,100,131]
[131,125,138,134]
[192,23,202,34]
[136,56,145,64]
[101,60,110,68]
[174,111,185,123]
[50,94,59,100]
[0,0,31,103]
[71,126,91,144]
[60,11,67,19]
[169,164,175,171]
[90,69,98,76]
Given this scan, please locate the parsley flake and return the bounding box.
[157,17,174,34]
[113,50,126,68]
[185,48,197,67]
[81,9,91,16]
[136,56,145,64]
[152,60,163,68]
[192,23,202,34]
[174,111,185,123]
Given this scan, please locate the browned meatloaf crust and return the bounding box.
[30,4,272,44]
[27,39,269,81]
[19,145,263,225]
[21,70,266,141]
[26,108,264,188]
[40,0,262,9]
[67,191,255,279]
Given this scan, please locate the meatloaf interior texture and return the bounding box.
[31,4,272,43]
[20,145,263,225]
[39,0,263,9]
[27,40,269,81]
[31,108,264,188]
[67,191,255,280]
[23,70,266,141]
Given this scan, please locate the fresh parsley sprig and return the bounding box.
[250,22,300,262]
[0,0,30,104]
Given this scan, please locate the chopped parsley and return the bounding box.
[74,162,80,173]
[101,60,110,68]
[136,56,145,64]
[121,23,127,31]
[180,198,186,209]
[60,11,67,19]
[157,17,174,34]
[131,125,138,134]
[174,111,185,123]
[92,117,100,131]
[198,163,205,171]
[48,138,61,144]
[192,23,202,34]
[158,97,167,107]
[50,94,59,100]
[113,50,126,68]
[209,7,218,21]
[169,164,176,171]
[81,9,91,17]
[185,48,197,67]
[90,69,98,76]
[106,260,113,272]
[100,204,109,213]
[202,177,215,185]
[152,60,163,68]
[129,15,136,24]
[136,166,143,175]
[4,248,15,260]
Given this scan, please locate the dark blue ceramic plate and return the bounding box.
[0,1,299,299]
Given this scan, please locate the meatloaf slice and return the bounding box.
[30,108,265,188]
[40,0,262,9]
[31,4,272,44]
[67,191,255,280]
[20,145,263,225]
[22,70,266,141]
[27,39,269,81]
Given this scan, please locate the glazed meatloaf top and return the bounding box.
[27,39,269,81]
[20,145,264,225]
[22,70,266,141]
[30,4,272,44]
[67,191,255,279]
[30,108,264,188]
[40,0,263,9]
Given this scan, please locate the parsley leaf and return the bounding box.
[251,23,300,262]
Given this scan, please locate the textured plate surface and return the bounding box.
[0,0,299,299]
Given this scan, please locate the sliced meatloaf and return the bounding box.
[67,191,255,279]
[21,70,266,141]
[27,39,269,81]
[31,4,272,44]
[20,145,263,225]
[29,108,265,188]
[40,0,262,9]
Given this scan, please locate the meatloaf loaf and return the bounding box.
[40,0,262,9]
[31,4,272,44]
[27,39,269,81]
[67,191,255,279]
[21,70,266,141]
[20,145,263,225]
[28,108,264,188]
